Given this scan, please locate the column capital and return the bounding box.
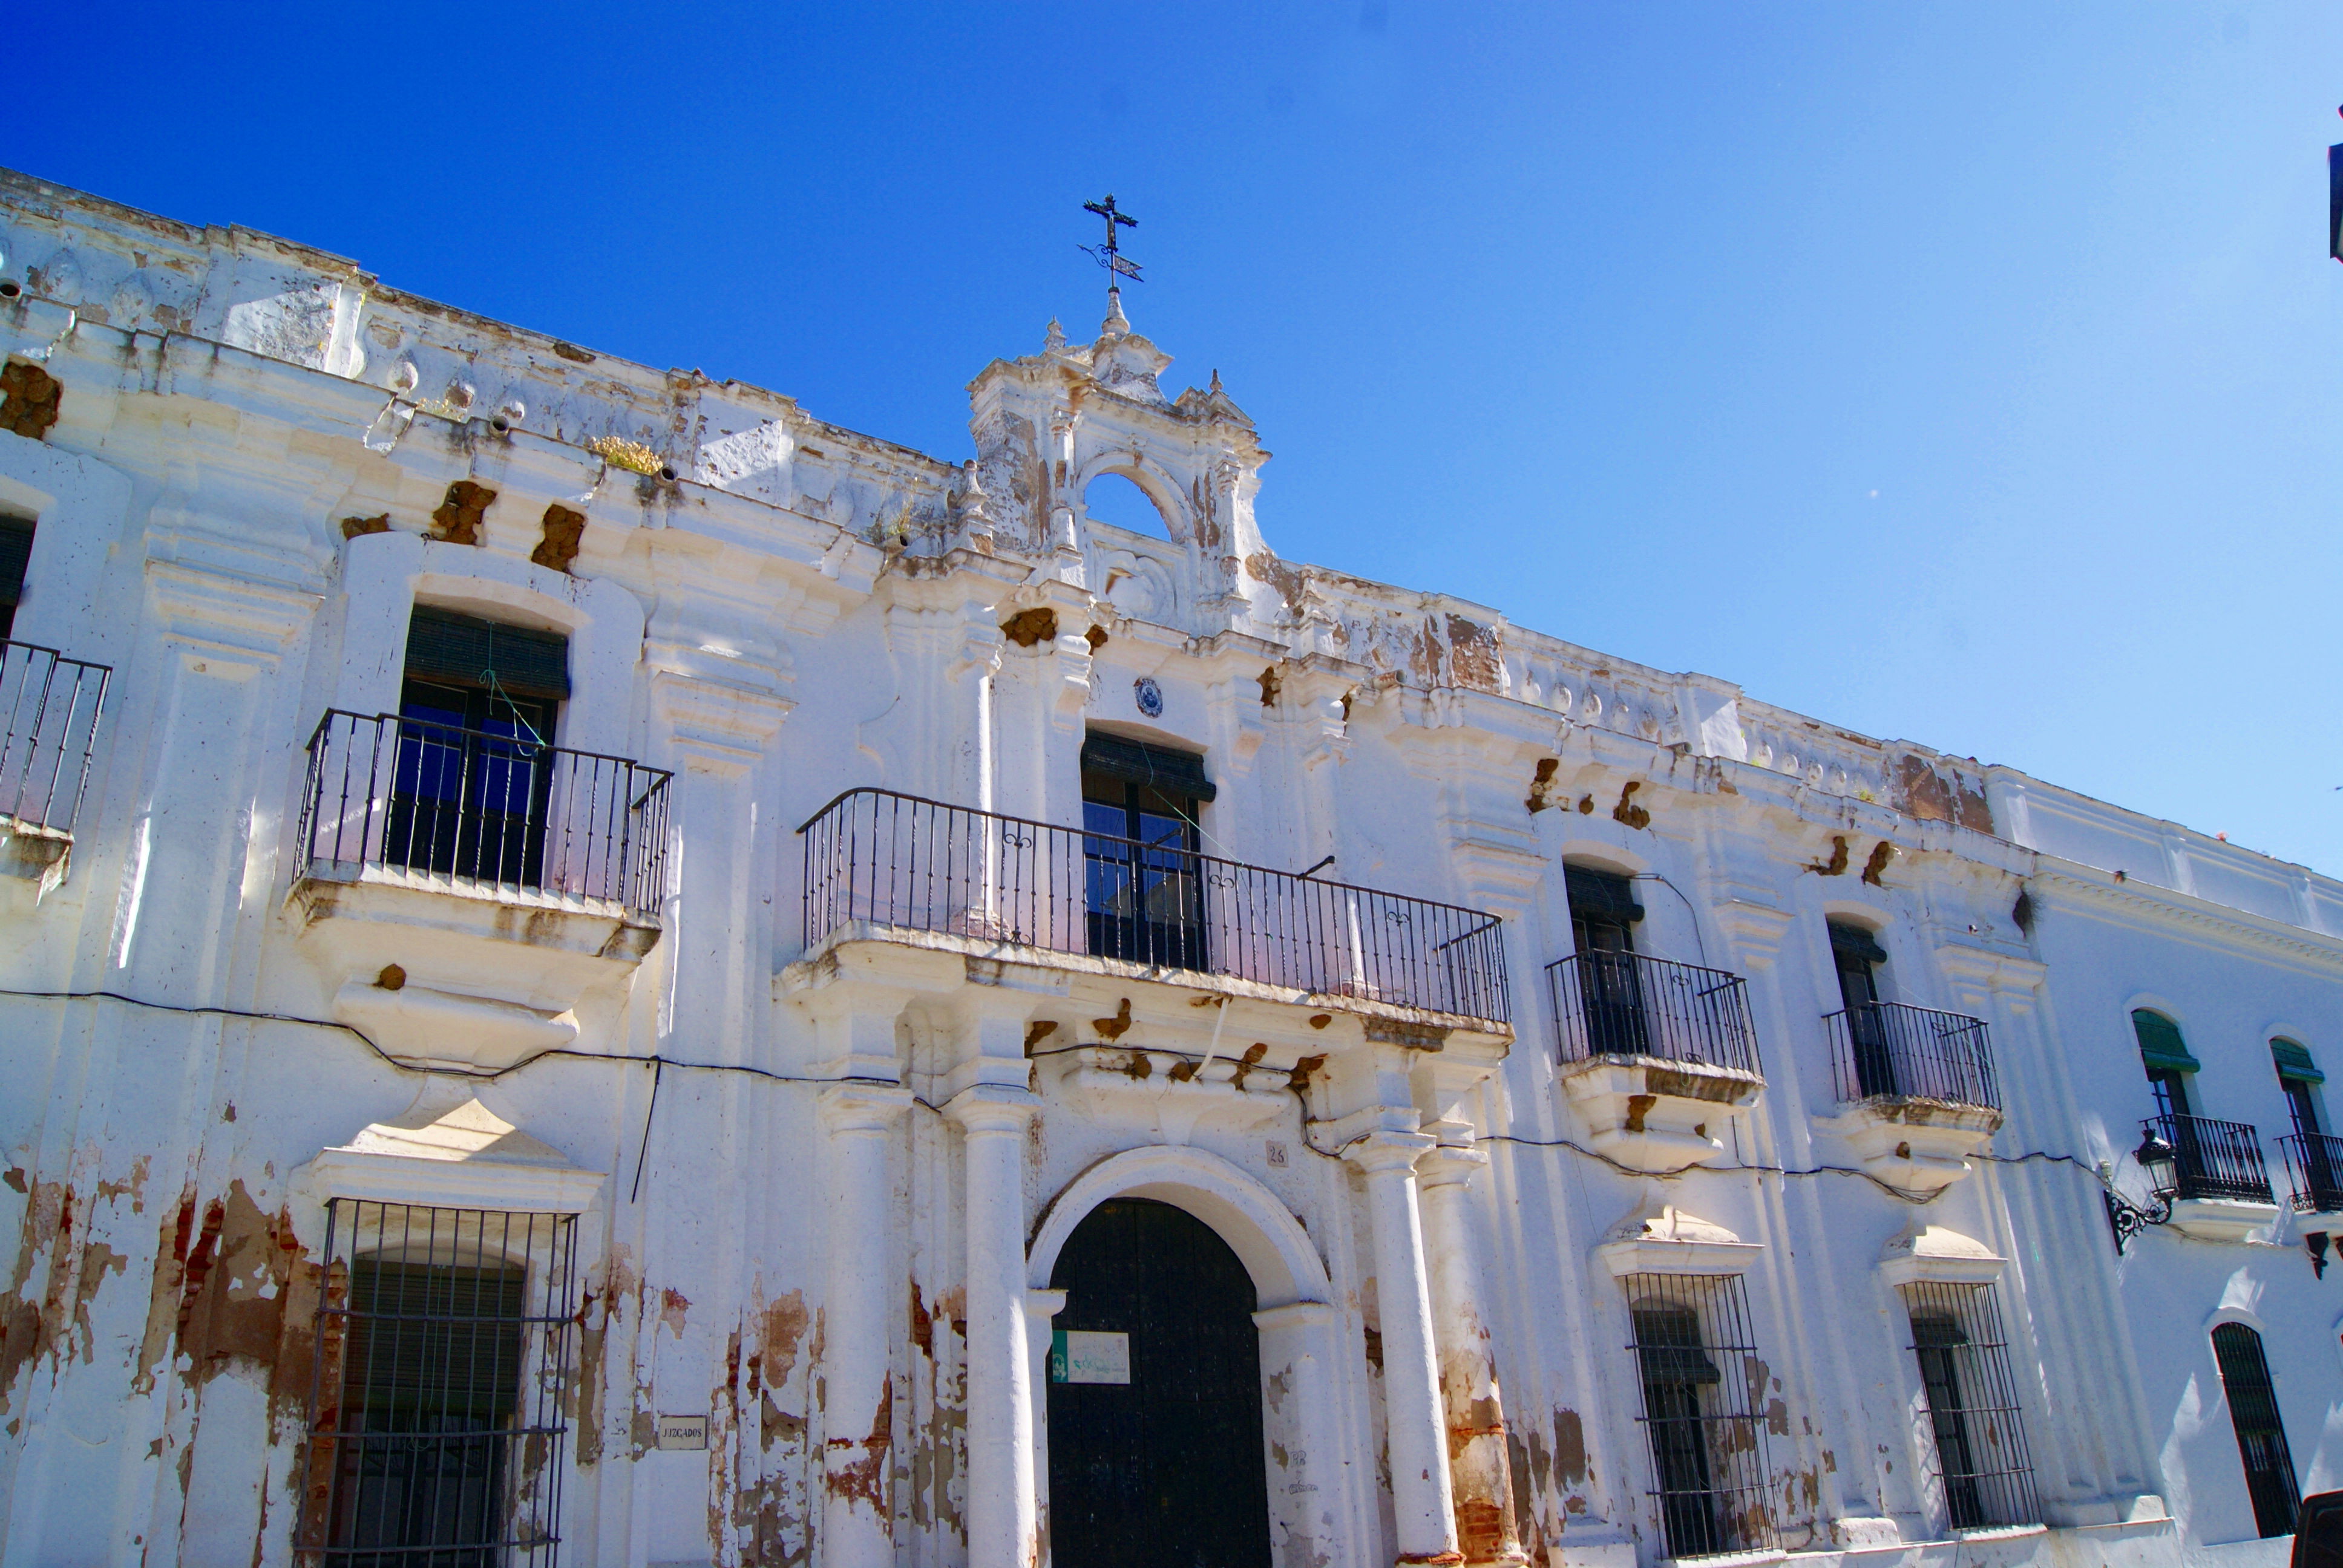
[819,1081,913,1134]
[1342,1128,1436,1177]
[648,668,795,779]
[1417,1141,1489,1191]
[1251,1299,1343,1332]
[945,1083,1040,1135]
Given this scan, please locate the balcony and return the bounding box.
[2145,1113,2279,1243]
[0,639,110,898]
[1817,1003,2002,1195]
[288,710,671,1068]
[1545,952,1762,1172]
[795,787,1510,1033]
[2281,1132,2343,1218]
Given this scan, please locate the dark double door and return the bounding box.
[1046,1199,1271,1568]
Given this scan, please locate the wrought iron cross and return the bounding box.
[1081,194,1143,290]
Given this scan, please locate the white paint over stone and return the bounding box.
[0,166,2332,1568]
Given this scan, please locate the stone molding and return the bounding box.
[298,1086,606,1215]
[1026,1143,1331,1311]
[1877,1224,2007,1287]
[1596,1203,1762,1278]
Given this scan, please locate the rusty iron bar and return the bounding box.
[1823,1001,2000,1111]
[300,1199,577,1567]
[1619,1270,1779,1558]
[2280,1131,2343,1214]
[2146,1112,2275,1204]
[1897,1279,2042,1529]
[0,638,110,835]
[795,786,1511,1025]
[1545,950,1760,1075]
[297,709,672,921]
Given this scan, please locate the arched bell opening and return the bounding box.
[1081,470,1178,541]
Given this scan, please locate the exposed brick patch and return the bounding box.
[532,505,586,573]
[1525,757,1560,813]
[429,481,495,546]
[1000,607,1057,647]
[0,362,61,439]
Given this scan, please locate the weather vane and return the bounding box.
[1081,194,1142,299]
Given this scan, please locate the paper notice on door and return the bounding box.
[1049,1329,1132,1385]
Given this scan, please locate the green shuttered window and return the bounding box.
[2132,1010,2201,1074]
[2273,1038,2324,1085]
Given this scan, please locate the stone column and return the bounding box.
[1418,1140,1524,1567]
[821,1083,911,1568]
[1027,1287,1067,1561]
[1254,1300,1370,1568]
[1346,1129,1461,1565]
[946,1084,1041,1568]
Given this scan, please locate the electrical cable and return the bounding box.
[0,984,2129,1210]
[1631,872,1712,968]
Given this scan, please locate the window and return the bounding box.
[1829,923,1896,1097]
[2131,1010,2197,1119]
[1565,866,1647,1056]
[1080,731,1211,969]
[0,514,31,642]
[1898,1282,2039,1529]
[2275,1040,2342,1213]
[2275,1040,2325,1138]
[2209,1323,2300,1540]
[1827,923,1884,1012]
[1620,1273,1776,1558]
[303,1201,578,1568]
[388,609,569,888]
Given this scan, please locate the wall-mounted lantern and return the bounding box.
[2103,1128,2179,1253]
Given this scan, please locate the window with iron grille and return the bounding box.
[300,1201,579,1568]
[1620,1273,1777,1558]
[2210,1322,2301,1539]
[1896,1281,2039,1530]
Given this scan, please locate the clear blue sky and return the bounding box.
[13,4,2342,872]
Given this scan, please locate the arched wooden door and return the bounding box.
[1046,1198,1272,1568]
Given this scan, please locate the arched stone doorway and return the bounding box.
[1027,1146,1359,1568]
[1046,1198,1271,1568]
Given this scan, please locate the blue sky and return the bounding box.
[12,4,2342,872]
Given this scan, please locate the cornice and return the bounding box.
[2032,861,2343,972]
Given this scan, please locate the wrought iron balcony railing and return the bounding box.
[2147,1113,2275,1204]
[1547,951,1760,1076]
[1824,1002,2000,1112]
[298,710,671,921]
[2278,1132,2343,1215]
[796,787,1510,1025]
[0,638,109,836]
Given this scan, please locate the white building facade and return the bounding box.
[0,168,2333,1568]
